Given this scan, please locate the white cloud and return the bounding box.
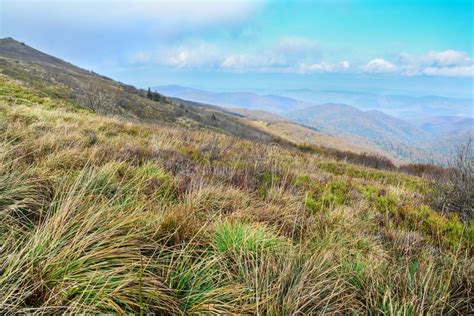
[422,65,474,77]
[221,54,287,70]
[130,42,223,68]
[362,58,397,73]
[298,61,350,73]
[397,50,473,77]
[424,50,472,67]
[162,43,222,68]
[129,40,473,78]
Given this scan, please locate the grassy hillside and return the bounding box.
[0,38,276,144]
[0,74,472,313]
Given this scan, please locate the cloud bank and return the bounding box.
[131,40,473,77]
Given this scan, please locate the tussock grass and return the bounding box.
[0,77,472,313]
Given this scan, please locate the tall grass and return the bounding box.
[0,78,472,313]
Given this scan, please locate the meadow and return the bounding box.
[0,76,472,314]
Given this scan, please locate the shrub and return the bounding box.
[432,138,473,222]
[399,163,449,179]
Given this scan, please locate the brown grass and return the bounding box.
[0,77,472,314]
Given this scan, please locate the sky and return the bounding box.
[1,0,473,98]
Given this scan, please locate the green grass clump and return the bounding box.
[213,222,286,253]
[320,179,352,207]
[306,179,352,212]
[304,191,319,212]
[0,168,178,314]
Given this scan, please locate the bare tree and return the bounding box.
[433,137,473,222]
[84,80,107,113]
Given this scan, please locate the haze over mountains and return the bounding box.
[154,85,473,163]
[279,89,473,118]
[153,85,312,115]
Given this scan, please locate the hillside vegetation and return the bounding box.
[0,37,275,144]
[0,72,472,314]
[229,107,395,161]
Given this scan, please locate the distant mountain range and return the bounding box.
[154,85,312,114]
[154,85,473,163]
[279,89,473,118]
[409,115,473,137]
[286,103,434,159]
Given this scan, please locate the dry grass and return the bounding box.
[0,77,472,314]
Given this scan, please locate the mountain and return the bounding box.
[409,115,473,137]
[287,103,437,162]
[154,85,312,114]
[156,83,474,163]
[227,107,392,159]
[281,89,473,118]
[155,84,446,162]
[408,116,473,157]
[0,38,275,143]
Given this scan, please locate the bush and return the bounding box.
[399,163,449,179]
[432,138,473,222]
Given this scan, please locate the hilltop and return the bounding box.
[0,39,472,314]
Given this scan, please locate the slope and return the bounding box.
[229,107,397,160]
[0,72,472,314]
[287,103,438,162]
[0,37,275,143]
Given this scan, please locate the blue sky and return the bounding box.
[1,0,473,97]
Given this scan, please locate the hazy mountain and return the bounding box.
[280,89,473,118]
[227,107,391,159]
[155,84,473,162]
[409,116,473,136]
[154,85,312,114]
[287,103,438,162]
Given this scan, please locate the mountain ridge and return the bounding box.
[154,84,451,162]
[0,37,279,144]
[0,37,382,158]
